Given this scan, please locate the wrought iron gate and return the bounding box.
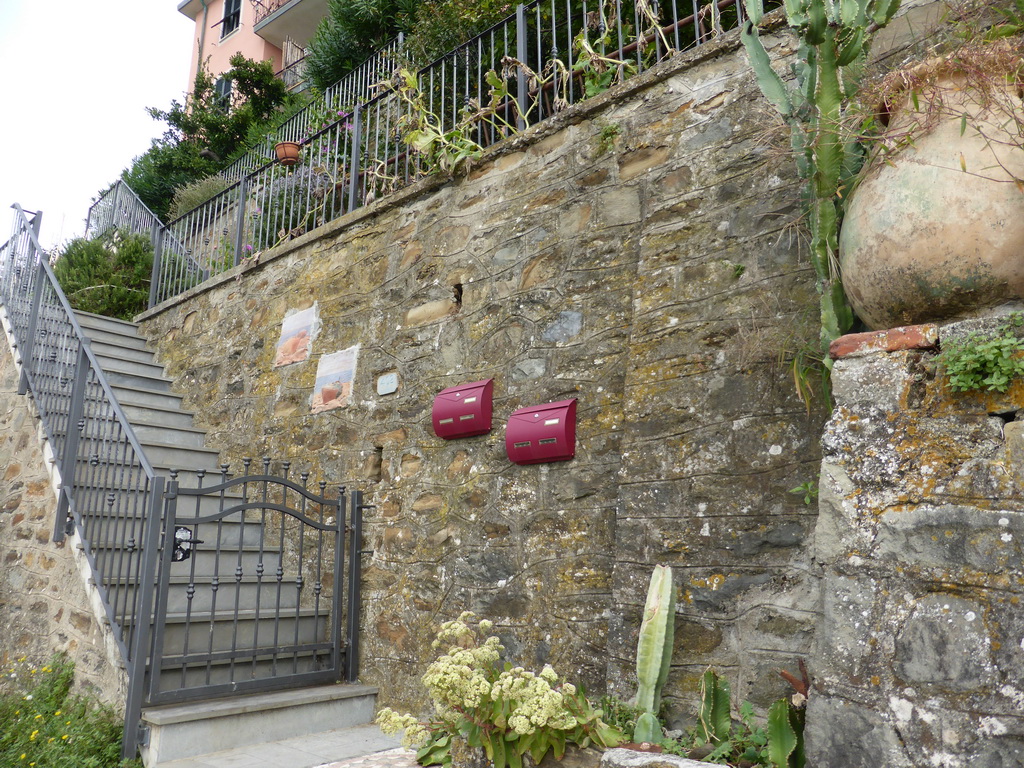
[140,466,364,707]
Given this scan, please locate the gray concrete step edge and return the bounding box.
[141,684,377,764]
[82,326,151,350]
[73,309,142,335]
[92,353,171,380]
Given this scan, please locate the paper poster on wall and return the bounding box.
[274,305,319,367]
[311,345,359,414]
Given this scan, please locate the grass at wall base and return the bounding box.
[0,655,141,768]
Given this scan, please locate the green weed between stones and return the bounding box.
[0,655,140,768]
[936,315,1024,393]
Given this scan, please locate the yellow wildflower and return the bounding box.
[30,730,38,740]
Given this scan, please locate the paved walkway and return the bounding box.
[159,724,414,768]
[319,744,420,768]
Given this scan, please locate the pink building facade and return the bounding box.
[177,0,328,91]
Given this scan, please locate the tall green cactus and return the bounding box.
[741,0,901,361]
[632,565,675,743]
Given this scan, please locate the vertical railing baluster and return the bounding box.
[54,343,89,543]
[347,105,364,214]
[18,251,44,396]
[516,4,528,130]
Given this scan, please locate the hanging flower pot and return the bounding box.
[274,141,301,166]
[840,43,1024,330]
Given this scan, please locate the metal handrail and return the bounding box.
[0,203,162,761]
[220,35,404,181]
[2,207,365,758]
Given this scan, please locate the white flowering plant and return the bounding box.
[376,612,624,768]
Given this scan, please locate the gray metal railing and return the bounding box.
[220,35,405,181]
[137,0,751,306]
[86,180,163,241]
[2,205,366,758]
[0,204,163,759]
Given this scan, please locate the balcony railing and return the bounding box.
[253,0,293,25]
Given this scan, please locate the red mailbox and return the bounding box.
[505,399,577,465]
[432,379,494,439]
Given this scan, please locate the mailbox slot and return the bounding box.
[432,379,494,439]
[505,398,577,464]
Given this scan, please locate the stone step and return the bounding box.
[70,438,221,471]
[158,607,329,653]
[73,311,152,350]
[110,383,186,411]
[118,401,197,431]
[141,684,378,765]
[74,309,143,336]
[152,723,403,768]
[91,353,173,390]
[86,337,159,365]
[129,420,207,449]
[106,575,303,613]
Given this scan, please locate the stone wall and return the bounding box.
[137,28,827,718]
[0,326,127,705]
[809,321,1024,766]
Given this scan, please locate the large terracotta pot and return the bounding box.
[840,65,1024,330]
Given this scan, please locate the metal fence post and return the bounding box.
[148,226,164,309]
[345,490,364,682]
[347,105,363,215]
[516,4,528,131]
[122,475,166,762]
[233,178,249,267]
[17,257,46,396]
[53,344,90,543]
[110,182,122,232]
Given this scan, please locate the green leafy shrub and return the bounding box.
[121,54,299,220]
[305,0,417,91]
[402,0,515,66]
[0,655,139,768]
[119,141,219,222]
[936,316,1024,393]
[167,175,232,221]
[52,231,153,321]
[376,612,624,768]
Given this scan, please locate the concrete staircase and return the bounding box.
[69,310,383,768]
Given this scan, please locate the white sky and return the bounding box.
[0,2,195,250]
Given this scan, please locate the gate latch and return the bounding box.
[171,526,204,562]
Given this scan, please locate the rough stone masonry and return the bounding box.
[0,334,126,704]
[812,321,1024,766]
[137,29,825,723]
